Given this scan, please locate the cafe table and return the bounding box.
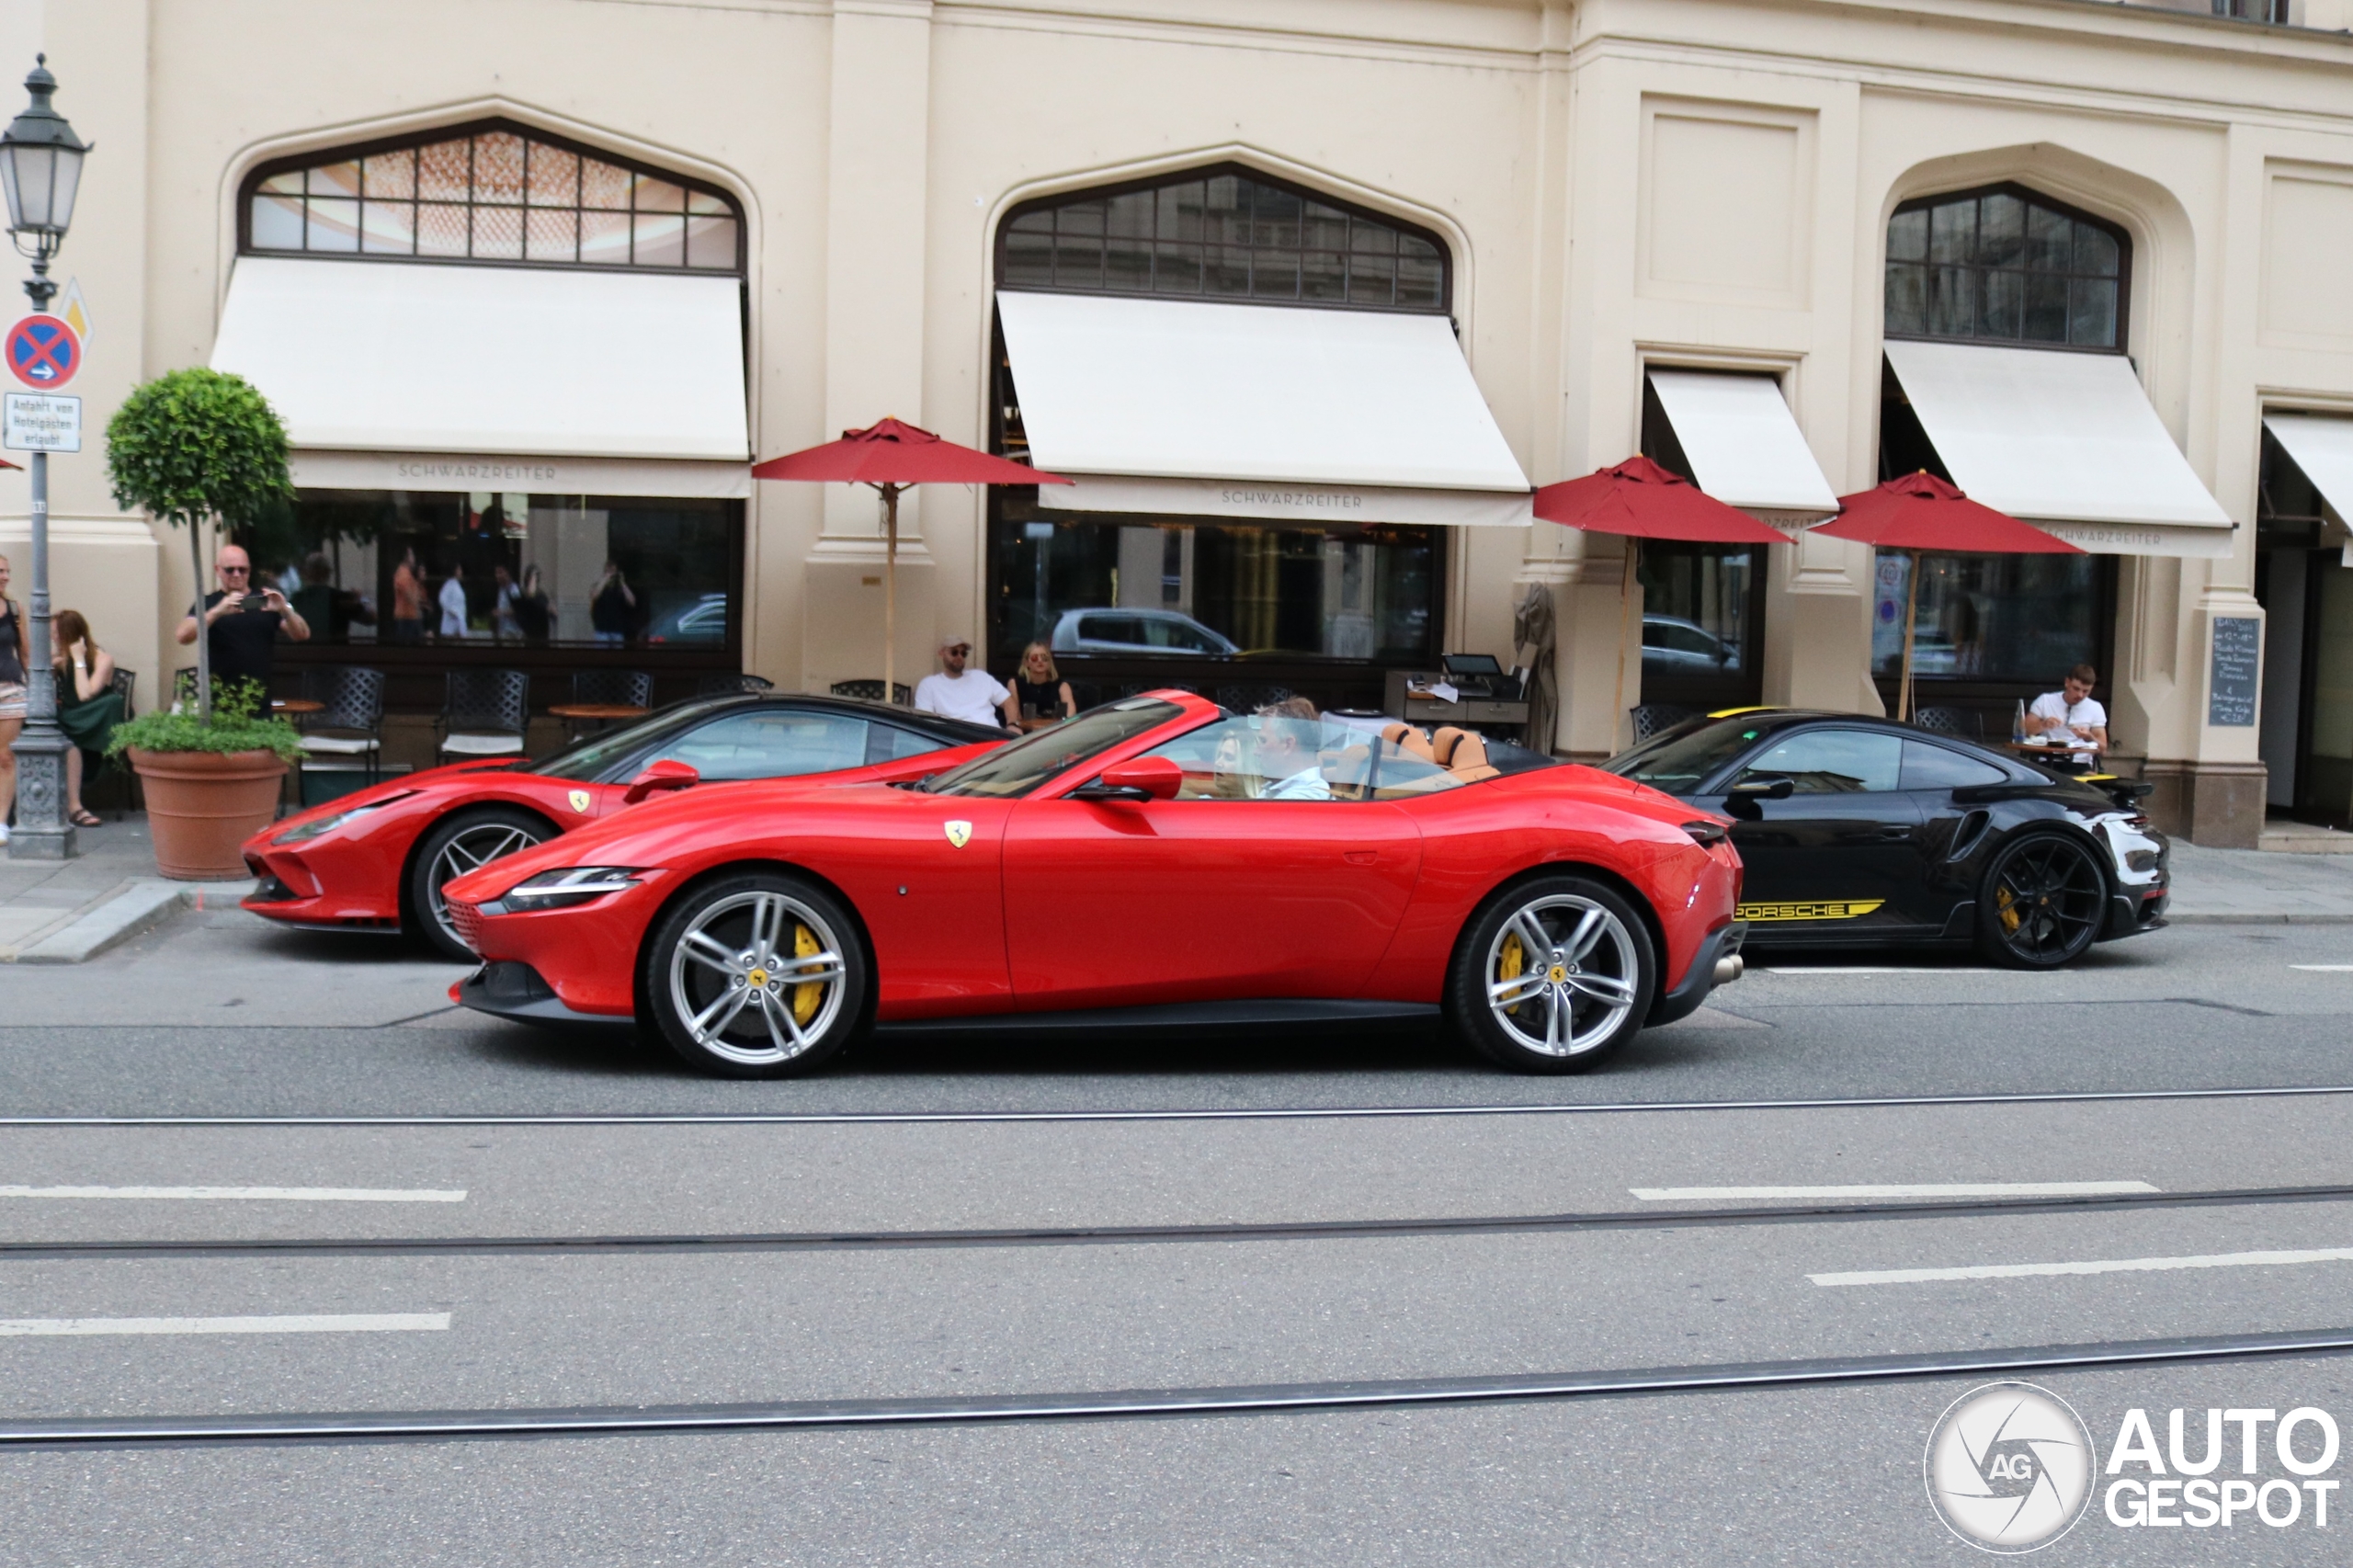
[549,701,650,740]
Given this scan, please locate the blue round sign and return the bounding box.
[6,313,79,389]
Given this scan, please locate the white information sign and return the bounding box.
[3,392,80,453]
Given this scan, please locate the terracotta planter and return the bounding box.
[129,747,289,881]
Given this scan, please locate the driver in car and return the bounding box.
[1250,699,1333,801]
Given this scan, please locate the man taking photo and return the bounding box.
[175,542,310,702]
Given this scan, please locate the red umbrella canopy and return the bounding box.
[1532,456,1787,545]
[1816,472,2080,554]
[751,416,1071,489]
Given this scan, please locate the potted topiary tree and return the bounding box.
[104,368,303,878]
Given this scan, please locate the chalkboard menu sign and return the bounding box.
[2208,615,2260,728]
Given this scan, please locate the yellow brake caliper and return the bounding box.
[1498,932,1525,1016]
[791,923,824,1025]
[1995,885,2020,935]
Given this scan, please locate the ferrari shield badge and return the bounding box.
[568,790,592,814]
[943,820,972,849]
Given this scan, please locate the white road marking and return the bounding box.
[0,1186,466,1203]
[1756,967,2011,976]
[1632,1181,2159,1201]
[0,1313,451,1336]
[1813,1247,2353,1288]
[2290,965,2353,972]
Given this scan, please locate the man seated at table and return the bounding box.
[2025,663,2109,759]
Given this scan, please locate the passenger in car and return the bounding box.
[1253,698,1334,801]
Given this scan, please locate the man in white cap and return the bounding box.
[914,635,1015,730]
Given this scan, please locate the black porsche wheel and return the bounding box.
[642,870,870,1078]
[409,807,552,962]
[1976,831,2108,970]
[1446,874,1655,1074]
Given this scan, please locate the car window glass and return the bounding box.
[867,724,948,766]
[1739,730,1903,794]
[1603,718,1766,794]
[652,710,867,782]
[534,697,740,782]
[1901,738,2009,790]
[926,699,1181,798]
[1139,715,1463,802]
[1081,614,1138,643]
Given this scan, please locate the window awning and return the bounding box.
[995,290,1531,527]
[2262,413,2353,530]
[1883,340,2235,558]
[1645,369,1837,528]
[210,256,750,465]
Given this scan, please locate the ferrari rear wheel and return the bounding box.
[409,806,552,962]
[1976,831,2108,970]
[644,871,868,1078]
[1448,874,1654,1074]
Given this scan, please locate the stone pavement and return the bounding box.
[2165,838,2353,923]
[2,813,2350,963]
[0,816,252,961]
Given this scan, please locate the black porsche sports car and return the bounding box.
[1602,710,2169,968]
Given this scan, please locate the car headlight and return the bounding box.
[272,792,416,846]
[494,866,646,912]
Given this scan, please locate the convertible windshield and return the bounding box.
[1601,717,1769,795]
[529,698,738,782]
[923,699,1183,798]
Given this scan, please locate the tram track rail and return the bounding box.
[10,1182,2353,1262]
[7,1326,2352,1448]
[5,1080,2353,1129]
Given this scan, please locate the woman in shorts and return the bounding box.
[0,553,27,843]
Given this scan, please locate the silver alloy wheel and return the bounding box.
[1483,893,1641,1057]
[665,889,849,1066]
[428,822,546,942]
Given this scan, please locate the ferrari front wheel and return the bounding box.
[642,871,869,1077]
[410,807,553,962]
[1448,874,1654,1074]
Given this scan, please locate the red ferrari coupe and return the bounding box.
[444,693,1747,1075]
[242,693,1005,960]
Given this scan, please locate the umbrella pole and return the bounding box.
[1899,549,1920,723]
[882,484,899,706]
[1611,541,1638,753]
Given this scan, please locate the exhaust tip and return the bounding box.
[1713,954,1745,985]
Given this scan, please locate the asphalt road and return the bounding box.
[3,909,2352,1563]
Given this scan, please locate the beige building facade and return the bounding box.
[6,0,2353,845]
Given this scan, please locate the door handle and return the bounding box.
[1342,850,1379,865]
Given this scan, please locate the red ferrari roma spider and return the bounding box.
[242,693,1004,960]
[444,692,1747,1076]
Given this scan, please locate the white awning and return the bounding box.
[1645,369,1837,528]
[210,256,750,464]
[2262,414,2353,528]
[1883,339,2235,558]
[995,290,1531,527]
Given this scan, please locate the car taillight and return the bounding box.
[1682,820,1730,846]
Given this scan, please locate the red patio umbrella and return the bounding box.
[1814,472,2080,723]
[1533,456,1788,746]
[753,417,1070,703]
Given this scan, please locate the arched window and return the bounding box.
[242,119,742,273]
[996,165,1449,312]
[1884,184,2126,351]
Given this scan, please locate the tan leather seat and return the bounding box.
[1443,730,1499,782]
[1381,722,1437,763]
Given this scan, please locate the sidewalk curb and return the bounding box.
[14,879,258,964]
[2164,912,2353,926]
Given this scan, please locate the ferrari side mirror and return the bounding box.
[1072,755,1182,802]
[1726,773,1794,801]
[624,758,701,805]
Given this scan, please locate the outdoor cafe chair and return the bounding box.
[436,668,530,766]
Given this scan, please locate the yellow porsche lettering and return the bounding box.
[1734,899,1887,923]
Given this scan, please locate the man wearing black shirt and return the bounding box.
[175,543,310,699]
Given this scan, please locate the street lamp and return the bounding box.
[2,55,89,861]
